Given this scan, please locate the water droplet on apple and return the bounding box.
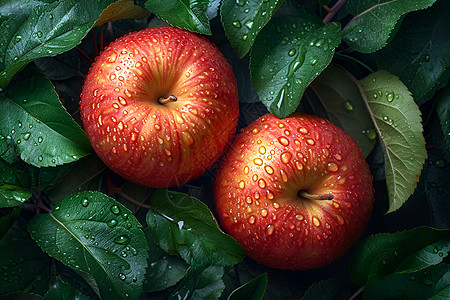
[327,162,338,172]
[280,169,288,182]
[312,216,321,227]
[335,214,344,225]
[306,139,315,145]
[281,152,292,164]
[244,166,249,174]
[264,165,274,175]
[298,127,308,134]
[278,136,289,146]
[253,158,263,166]
[266,224,274,235]
[295,161,303,170]
[258,179,266,188]
[238,180,245,189]
[334,154,342,161]
[248,215,256,224]
[181,132,194,145]
[258,146,266,154]
[261,209,268,217]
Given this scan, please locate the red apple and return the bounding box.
[80,26,239,188]
[214,113,374,270]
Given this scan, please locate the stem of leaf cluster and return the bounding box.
[323,0,347,24]
[348,286,364,300]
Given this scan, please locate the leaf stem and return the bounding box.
[323,0,347,24]
[349,286,364,300]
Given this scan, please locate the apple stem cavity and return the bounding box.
[298,190,334,201]
[158,95,177,105]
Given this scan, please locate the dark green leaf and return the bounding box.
[0,159,30,188]
[376,1,450,99]
[43,277,89,300]
[0,0,129,89]
[170,266,225,300]
[0,207,21,240]
[28,191,149,300]
[0,184,31,208]
[221,0,285,58]
[144,231,188,293]
[46,156,106,205]
[436,85,450,152]
[250,11,341,118]
[359,71,427,213]
[146,189,245,268]
[364,263,450,300]
[0,238,51,296]
[301,277,347,300]
[349,226,450,286]
[228,273,267,300]
[0,68,91,167]
[343,0,437,53]
[145,0,212,35]
[303,64,376,157]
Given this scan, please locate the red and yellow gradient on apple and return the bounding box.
[214,113,374,270]
[80,26,239,188]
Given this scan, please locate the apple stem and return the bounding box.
[158,95,177,105]
[298,190,334,200]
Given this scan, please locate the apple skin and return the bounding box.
[214,113,374,270]
[80,26,239,188]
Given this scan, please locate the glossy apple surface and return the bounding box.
[214,113,374,270]
[80,26,239,188]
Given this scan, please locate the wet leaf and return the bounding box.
[28,191,149,300]
[250,10,341,118]
[94,0,148,27]
[145,0,212,35]
[376,1,450,99]
[436,84,450,152]
[43,277,89,300]
[0,68,91,167]
[146,189,245,268]
[349,226,450,286]
[221,0,285,58]
[303,64,376,157]
[343,0,437,53]
[364,263,450,300]
[0,207,21,240]
[228,273,267,300]
[0,0,125,89]
[0,184,31,208]
[359,71,427,213]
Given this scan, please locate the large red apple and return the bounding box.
[214,113,374,270]
[80,26,239,188]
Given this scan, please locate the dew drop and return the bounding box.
[258,146,266,154]
[182,132,194,146]
[244,166,249,174]
[119,273,126,281]
[111,205,120,215]
[38,156,43,162]
[343,101,353,111]
[278,136,289,146]
[266,224,274,235]
[107,219,118,228]
[238,180,245,189]
[288,49,296,56]
[306,139,315,145]
[248,215,256,224]
[327,162,338,172]
[295,161,303,170]
[244,19,253,29]
[81,198,89,207]
[312,216,321,227]
[38,137,43,143]
[281,152,292,164]
[264,165,274,175]
[298,127,308,134]
[258,179,266,188]
[295,214,304,221]
[236,0,245,6]
[114,235,130,245]
[23,132,31,140]
[15,35,22,43]
[280,169,288,182]
[253,158,263,166]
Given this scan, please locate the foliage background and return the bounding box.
[0,0,449,299]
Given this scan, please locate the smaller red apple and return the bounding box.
[214,113,374,270]
[80,27,239,188]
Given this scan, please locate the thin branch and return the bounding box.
[323,0,347,24]
[348,286,364,300]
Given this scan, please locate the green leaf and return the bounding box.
[0,238,52,296]
[228,273,268,300]
[376,1,450,99]
[0,184,31,208]
[0,68,91,167]
[343,0,437,53]
[250,11,341,118]
[145,0,212,35]
[170,265,225,300]
[0,207,21,240]
[146,189,245,268]
[436,84,450,152]
[364,263,450,300]
[144,231,188,293]
[303,64,376,157]
[359,71,427,213]
[27,191,149,300]
[0,159,30,188]
[301,277,348,300]
[0,0,133,89]
[349,226,450,286]
[43,277,89,300]
[221,0,285,58]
